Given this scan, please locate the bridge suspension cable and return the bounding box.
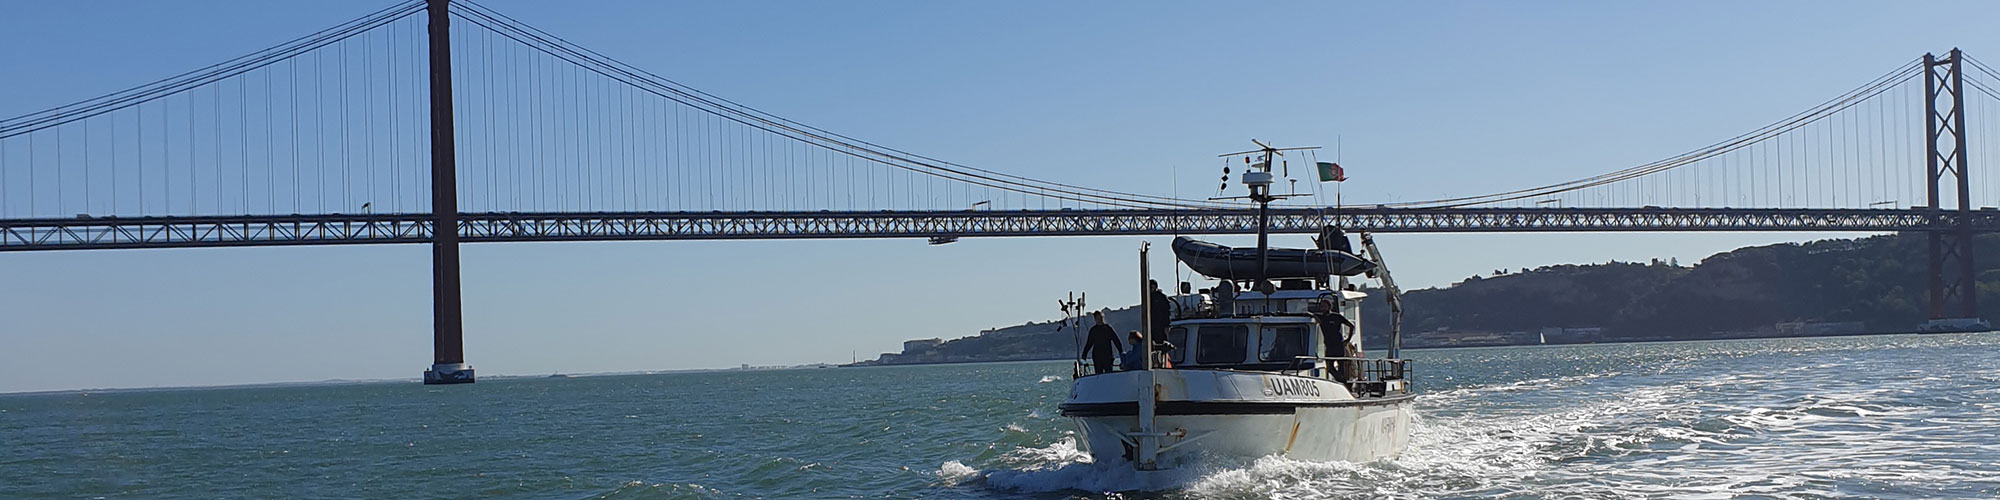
[0,1,425,140]
[442,0,1230,211]
[2,0,1994,222]
[1381,58,1930,209]
[0,3,437,219]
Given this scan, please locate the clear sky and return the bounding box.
[3,1,1996,393]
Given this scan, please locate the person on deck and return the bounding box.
[1120,331,1148,371]
[1314,306,1360,381]
[1149,280,1172,338]
[1080,311,1124,374]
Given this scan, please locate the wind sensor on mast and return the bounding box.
[1213,139,1320,203]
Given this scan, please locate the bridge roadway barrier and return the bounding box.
[2,208,1996,252]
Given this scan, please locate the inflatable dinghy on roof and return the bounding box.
[1171,236,1376,279]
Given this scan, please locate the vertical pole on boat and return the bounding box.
[1137,242,1160,469]
[1140,242,1153,370]
[1068,292,1078,379]
[1255,150,1273,288]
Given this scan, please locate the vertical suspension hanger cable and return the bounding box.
[138,102,145,215]
[531,43,542,211]
[406,7,419,214]
[265,61,276,214]
[189,90,197,214]
[312,48,324,213]
[363,30,375,215]
[615,76,626,211]
[674,91,683,211]
[516,38,528,212]
[388,23,400,213]
[57,117,64,216]
[112,109,121,215]
[488,25,502,212]
[581,54,590,211]
[624,83,635,211]
[340,38,351,213]
[28,131,35,216]
[239,74,249,214]
[291,57,301,214]
[85,115,94,215]
[1850,102,1860,207]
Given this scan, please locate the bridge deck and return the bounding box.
[3,208,1994,252]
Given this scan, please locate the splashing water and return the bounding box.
[943,334,2000,499]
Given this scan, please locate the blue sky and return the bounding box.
[3,1,1996,393]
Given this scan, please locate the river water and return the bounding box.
[5,333,1998,499]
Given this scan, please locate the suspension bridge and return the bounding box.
[3,0,1995,383]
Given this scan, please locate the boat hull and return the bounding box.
[1060,370,1412,468]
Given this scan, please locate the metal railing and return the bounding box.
[1285,356,1413,396]
[1072,349,1177,379]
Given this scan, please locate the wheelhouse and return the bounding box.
[1163,288,1367,372]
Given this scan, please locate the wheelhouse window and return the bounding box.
[1196,325,1249,365]
[1259,325,1311,362]
[1166,326,1189,364]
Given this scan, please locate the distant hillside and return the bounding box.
[1357,233,1999,347]
[881,305,1146,365]
[867,233,2000,365]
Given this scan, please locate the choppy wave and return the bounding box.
[946,437,1215,494]
[583,480,731,500]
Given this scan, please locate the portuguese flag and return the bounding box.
[1316,161,1346,182]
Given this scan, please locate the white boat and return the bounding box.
[1918,317,1992,334]
[1057,141,1416,471]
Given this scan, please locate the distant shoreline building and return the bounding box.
[902,338,944,352]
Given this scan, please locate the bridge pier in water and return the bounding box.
[421,0,472,385]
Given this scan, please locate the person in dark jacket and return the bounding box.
[1149,280,1172,338]
[1314,309,1359,381]
[1316,310,1354,354]
[1080,311,1123,374]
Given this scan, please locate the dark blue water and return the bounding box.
[5,333,1998,499]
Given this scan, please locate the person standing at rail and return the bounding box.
[1080,311,1124,374]
[1149,280,1172,338]
[1313,302,1360,382]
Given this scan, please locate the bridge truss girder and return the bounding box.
[3,207,1996,252]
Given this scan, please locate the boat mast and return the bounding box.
[1208,141,1317,316]
[1253,148,1274,287]
[1214,140,1312,295]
